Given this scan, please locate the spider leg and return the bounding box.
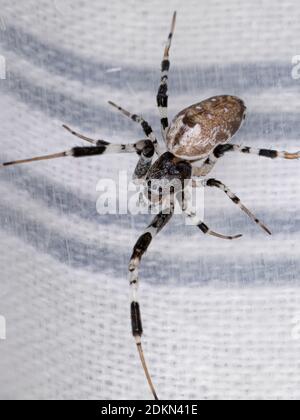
[108,101,161,155]
[207,143,300,167]
[1,139,149,167]
[183,196,242,240]
[156,11,176,140]
[62,124,100,144]
[192,157,217,177]
[194,178,271,235]
[133,140,155,181]
[192,143,300,178]
[129,201,175,400]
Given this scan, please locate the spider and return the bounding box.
[2,12,300,400]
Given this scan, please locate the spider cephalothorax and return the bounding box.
[2,12,300,400]
[145,152,192,204]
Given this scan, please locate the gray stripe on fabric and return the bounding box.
[1,163,300,233]
[0,25,296,92]
[1,72,300,140]
[0,200,299,286]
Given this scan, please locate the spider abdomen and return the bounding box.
[166,95,246,160]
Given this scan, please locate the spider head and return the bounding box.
[145,152,192,204]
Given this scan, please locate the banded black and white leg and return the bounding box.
[183,192,242,240]
[1,136,151,167]
[208,143,300,170]
[192,143,300,178]
[192,157,218,178]
[156,11,176,139]
[193,178,271,235]
[63,123,153,159]
[62,124,103,144]
[133,141,155,181]
[129,201,175,400]
[218,144,300,160]
[108,101,162,155]
[61,124,155,181]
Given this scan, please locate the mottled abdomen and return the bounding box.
[166,95,246,159]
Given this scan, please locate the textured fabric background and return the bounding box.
[1,0,300,400]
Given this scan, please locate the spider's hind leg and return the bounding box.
[156,11,177,139]
[199,178,271,235]
[183,190,242,240]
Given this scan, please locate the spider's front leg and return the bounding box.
[129,198,175,401]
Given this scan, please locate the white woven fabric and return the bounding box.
[0,0,300,400]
